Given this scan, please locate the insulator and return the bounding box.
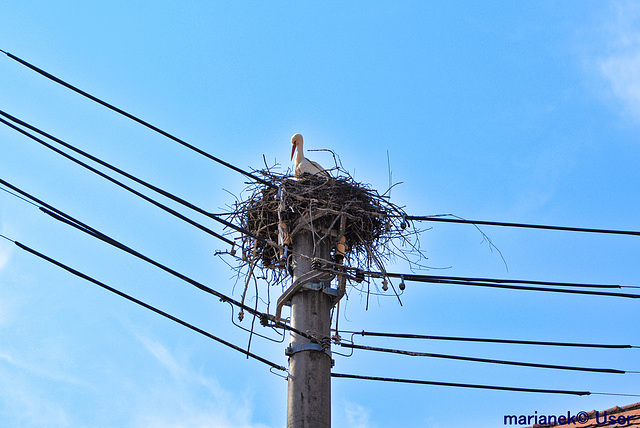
[382,279,388,291]
[311,259,322,270]
[260,314,269,326]
[399,275,406,290]
[355,269,364,283]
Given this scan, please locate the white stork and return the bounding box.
[291,133,330,178]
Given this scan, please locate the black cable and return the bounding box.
[324,261,635,291]
[10,238,285,371]
[0,110,237,234]
[407,215,640,237]
[0,176,256,315]
[0,49,275,188]
[0,110,276,249]
[0,116,235,246]
[0,110,269,245]
[340,330,638,349]
[0,113,307,281]
[0,177,313,341]
[341,343,632,374]
[227,301,285,344]
[388,273,624,289]
[0,185,40,208]
[331,373,591,396]
[0,112,258,244]
[371,271,640,299]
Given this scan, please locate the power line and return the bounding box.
[10,95,634,298]
[0,177,257,316]
[0,185,40,208]
[0,109,241,232]
[6,230,638,398]
[0,109,220,218]
[397,273,625,289]
[8,104,635,299]
[0,111,248,245]
[20,111,630,302]
[0,110,315,272]
[0,110,279,250]
[340,343,634,374]
[331,373,591,396]
[10,238,285,371]
[340,330,639,349]
[0,177,312,341]
[321,261,638,292]
[0,49,275,188]
[370,271,640,299]
[0,116,235,246]
[332,373,640,397]
[407,215,640,237]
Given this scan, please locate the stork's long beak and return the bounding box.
[291,142,297,161]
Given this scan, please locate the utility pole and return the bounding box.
[285,230,334,427]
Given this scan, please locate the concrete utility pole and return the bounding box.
[286,231,334,427]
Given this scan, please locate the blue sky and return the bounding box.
[1,2,639,427]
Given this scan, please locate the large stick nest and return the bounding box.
[227,168,426,290]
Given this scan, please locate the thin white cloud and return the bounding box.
[0,351,17,366]
[0,297,9,327]
[501,142,580,217]
[0,248,9,272]
[0,365,72,428]
[133,411,271,428]
[134,334,273,428]
[0,229,13,327]
[0,236,11,273]
[0,346,85,387]
[138,334,189,380]
[597,1,640,120]
[342,400,375,428]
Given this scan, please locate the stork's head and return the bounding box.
[291,133,303,160]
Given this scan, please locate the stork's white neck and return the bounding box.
[295,140,305,163]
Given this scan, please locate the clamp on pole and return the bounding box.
[275,262,336,321]
[285,342,332,359]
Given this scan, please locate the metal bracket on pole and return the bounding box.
[275,264,337,321]
[285,343,332,359]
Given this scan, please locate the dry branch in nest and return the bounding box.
[226,167,427,297]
